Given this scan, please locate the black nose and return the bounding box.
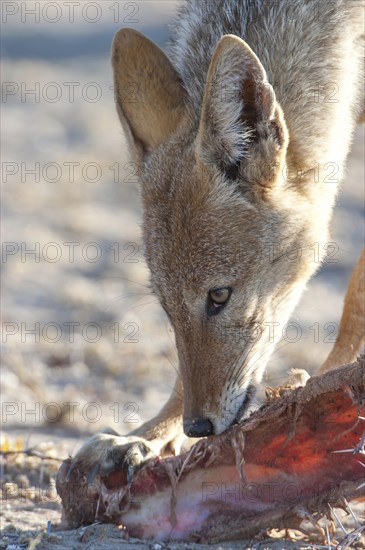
[183,417,214,437]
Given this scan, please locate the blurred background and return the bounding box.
[2,0,364,460]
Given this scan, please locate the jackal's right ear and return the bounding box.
[112,29,186,163]
[197,35,288,187]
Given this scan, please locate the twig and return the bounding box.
[1,448,65,462]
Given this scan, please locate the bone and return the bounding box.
[56,356,365,543]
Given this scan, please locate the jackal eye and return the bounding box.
[207,287,232,316]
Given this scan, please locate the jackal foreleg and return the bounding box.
[319,246,365,373]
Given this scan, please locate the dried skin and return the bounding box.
[57,357,365,542]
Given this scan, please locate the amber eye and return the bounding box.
[207,287,232,316]
[210,288,230,304]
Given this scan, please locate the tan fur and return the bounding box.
[72,0,364,476]
[319,246,365,373]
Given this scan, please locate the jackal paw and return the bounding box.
[265,368,310,401]
[68,432,158,485]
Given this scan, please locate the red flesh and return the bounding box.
[57,358,365,542]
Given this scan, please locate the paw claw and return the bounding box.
[127,465,135,485]
[66,461,77,482]
[68,433,158,486]
[87,463,100,486]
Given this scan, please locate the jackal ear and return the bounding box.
[197,35,288,186]
[112,29,186,163]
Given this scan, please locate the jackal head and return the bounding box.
[112,29,320,436]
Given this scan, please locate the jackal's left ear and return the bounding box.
[112,29,186,163]
[197,35,288,186]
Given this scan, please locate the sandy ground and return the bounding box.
[1,1,364,548]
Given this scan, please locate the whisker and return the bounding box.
[161,349,182,383]
[95,274,151,290]
[228,336,296,400]
[104,292,151,310]
[165,383,184,402]
[118,298,160,316]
